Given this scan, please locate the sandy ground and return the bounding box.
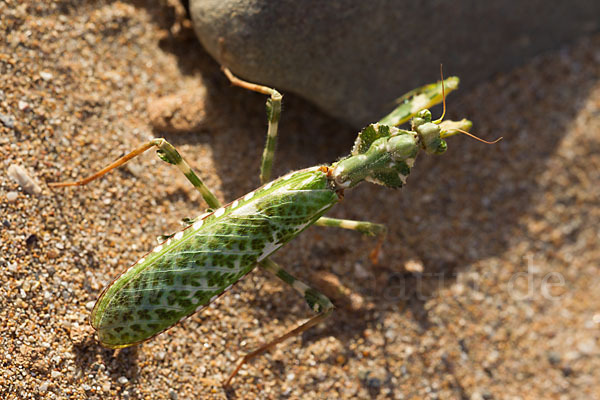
[1,1,600,399]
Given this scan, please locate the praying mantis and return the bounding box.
[49,67,499,386]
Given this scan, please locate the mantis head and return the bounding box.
[329,68,500,191]
[330,111,485,190]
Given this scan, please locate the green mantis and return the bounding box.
[50,68,498,386]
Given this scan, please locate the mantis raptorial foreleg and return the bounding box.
[378,76,459,127]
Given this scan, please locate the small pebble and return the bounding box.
[577,339,597,355]
[46,249,59,259]
[18,100,30,111]
[39,381,49,392]
[85,300,96,310]
[547,351,561,365]
[40,71,54,81]
[118,376,129,385]
[366,377,382,392]
[404,259,424,273]
[0,113,15,128]
[470,392,484,400]
[353,262,369,279]
[6,191,18,202]
[7,164,42,195]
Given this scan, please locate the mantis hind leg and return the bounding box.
[224,258,334,386]
[49,138,222,209]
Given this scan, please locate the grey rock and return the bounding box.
[189,0,599,128]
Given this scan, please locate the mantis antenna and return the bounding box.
[454,128,503,144]
[433,64,447,124]
[435,64,502,144]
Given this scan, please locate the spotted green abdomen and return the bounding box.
[91,167,338,348]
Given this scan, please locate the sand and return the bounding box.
[1,1,599,399]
